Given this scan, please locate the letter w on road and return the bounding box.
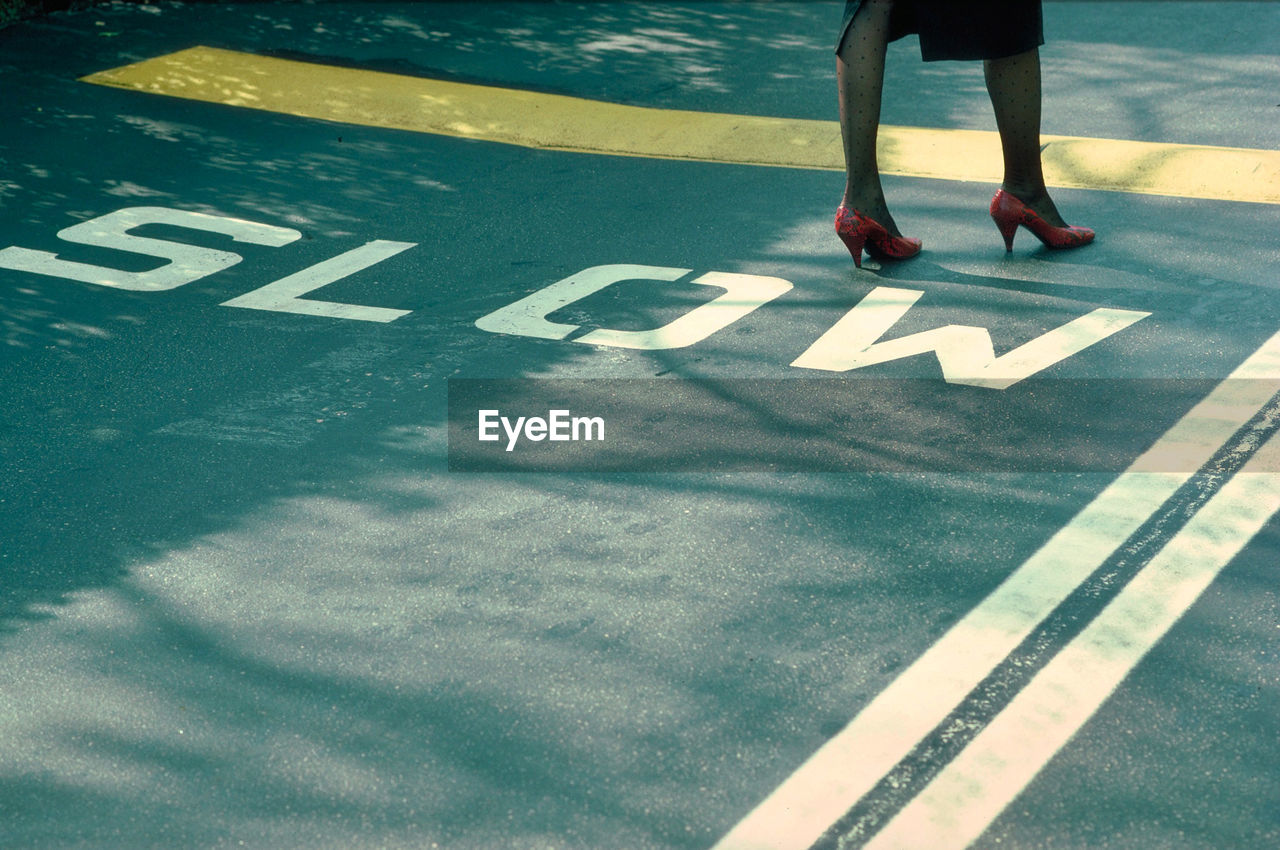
[791,287,1149,390]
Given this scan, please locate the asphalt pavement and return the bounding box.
[1,2,1278,849]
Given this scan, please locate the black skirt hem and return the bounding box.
[837,0,1045,62]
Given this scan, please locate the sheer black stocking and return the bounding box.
[836,0,902,235]
[984,47,1070,227]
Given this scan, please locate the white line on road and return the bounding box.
[866,428,1280,850]
[221,240,416,322]
[711,330,1280,850]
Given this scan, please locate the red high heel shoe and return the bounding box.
[835,205,922,269]
[989,189,1095,252]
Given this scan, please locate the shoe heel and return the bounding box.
[837,229,866,269]
[993,214,1018,252]
[834,206,867,269]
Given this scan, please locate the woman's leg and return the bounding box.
[837,0,901,234]
[983,47,1071,227]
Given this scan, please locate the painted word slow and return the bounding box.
[0,207,1152,390]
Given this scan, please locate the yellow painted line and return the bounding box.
[82,45,1280,205]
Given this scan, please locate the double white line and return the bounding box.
[714,330,1280,850]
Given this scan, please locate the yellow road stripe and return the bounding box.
[82,45,1280,205]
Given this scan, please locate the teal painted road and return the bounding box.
[1,3,1278,849]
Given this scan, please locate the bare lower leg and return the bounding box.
[984,47,1070,227]
[837,0,901,234]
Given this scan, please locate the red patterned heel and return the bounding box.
[835,205,922,269]
[994,213,1020,253]
[989,190,1095,252]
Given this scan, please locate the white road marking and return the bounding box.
[867,430,1280,850]
[475,265,689,341]
[790,286,1149,389]
[575,270,793,351]
[711,329,1280,850]
[0,206,300,291]
[221,240,416,322]
[474,264,793,350]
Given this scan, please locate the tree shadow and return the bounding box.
[1,2,1278,849]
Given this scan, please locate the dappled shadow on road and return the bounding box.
[2,2,1279,849]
